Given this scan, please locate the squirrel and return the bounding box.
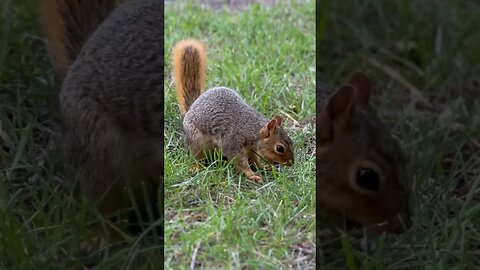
[38,0,163,233]
[171,39,294,183]
[317,71,412,234]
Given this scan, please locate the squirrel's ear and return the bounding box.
[347,71,371,106]
[325,84,355,120]
[318,84,355,144]
[273,115,282,126]
[262,116,280,138]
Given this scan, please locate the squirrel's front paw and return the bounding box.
[248,174,263,183]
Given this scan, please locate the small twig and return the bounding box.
[378,48,425,77]
[190,242,201,270]
[281,111,299,126]
[223,194,236,204]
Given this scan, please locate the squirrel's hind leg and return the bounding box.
[184,123,219,161]
[63,101,161,236]
[63,110,127,215]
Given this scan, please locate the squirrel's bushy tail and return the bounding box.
[38,0,119,78]
[172,39,207,116]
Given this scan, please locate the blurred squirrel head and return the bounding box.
[257,115,294,166]
[317,71,411,234]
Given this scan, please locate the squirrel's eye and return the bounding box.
[275,144,285,154]
[356,168,380,192]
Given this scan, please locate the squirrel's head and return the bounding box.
[317,71,411,234]
[257,115,294,166]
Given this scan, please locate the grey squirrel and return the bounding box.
[172,39,294,183]
[38,0,163,232]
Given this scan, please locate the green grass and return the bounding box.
[164,1,315,269]
[318,0,480,269]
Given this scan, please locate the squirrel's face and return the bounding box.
[257,115,294,166]
[317,72,411,234]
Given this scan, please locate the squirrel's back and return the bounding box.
[60,0,164,134]
[185,87,268,140]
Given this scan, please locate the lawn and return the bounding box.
[318,0,480,269]
[164,1,316,269]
